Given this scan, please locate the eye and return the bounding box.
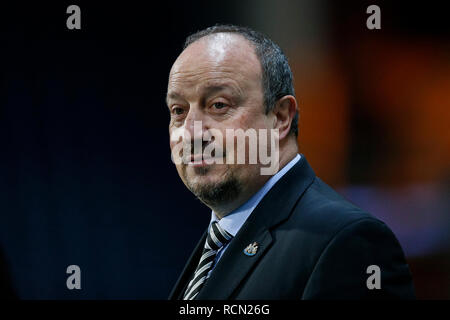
[211,102,228,110]
[172,106,185,116]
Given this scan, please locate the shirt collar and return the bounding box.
[210,154,301,236]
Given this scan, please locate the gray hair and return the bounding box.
[183,24,298,137]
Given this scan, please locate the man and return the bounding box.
[166,24,415,299]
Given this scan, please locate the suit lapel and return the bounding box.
[196,226,273,299]
[196,155,316,299]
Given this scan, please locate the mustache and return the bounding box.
[179,140,226,161]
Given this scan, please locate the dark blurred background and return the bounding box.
[0,1,449,299]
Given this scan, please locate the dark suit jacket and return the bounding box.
[169,155,415,299]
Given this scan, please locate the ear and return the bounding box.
[272,95,297,140]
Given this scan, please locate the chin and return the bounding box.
[187,170,224,188]
[185,170,242,208]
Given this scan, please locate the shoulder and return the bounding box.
[286,176,382,237]
[275,175,409,264]
[268,174,401,260]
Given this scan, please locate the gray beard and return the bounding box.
[184,166,242,208]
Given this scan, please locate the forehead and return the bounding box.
[168,33,262,96]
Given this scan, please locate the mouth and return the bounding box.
[188,154,215,167]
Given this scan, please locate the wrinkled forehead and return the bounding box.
[168,33,262,89]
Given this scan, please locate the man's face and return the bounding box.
[167,33,274,209]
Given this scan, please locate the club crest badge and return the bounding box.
[243,242,259,256]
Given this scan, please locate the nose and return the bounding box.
[184,107,208,142]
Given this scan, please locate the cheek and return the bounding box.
[237,109,268,130]
[169,139,178,150]
[236,110,253,127]
[169,125,186,150]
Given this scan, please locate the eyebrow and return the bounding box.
[166,91,183,106]
[166,83,242,106]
